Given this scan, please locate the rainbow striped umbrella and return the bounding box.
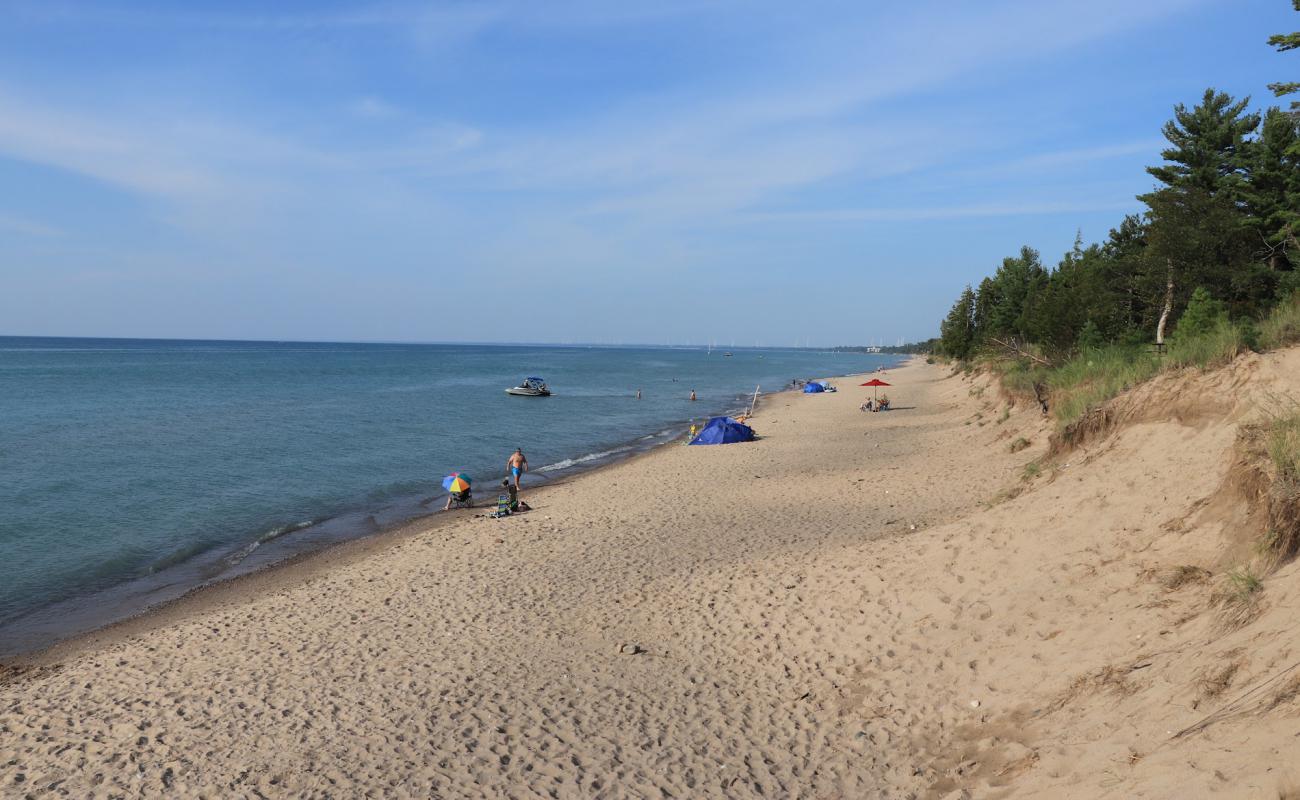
[442,473,472,493]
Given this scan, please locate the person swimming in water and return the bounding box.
[506,448,528,490]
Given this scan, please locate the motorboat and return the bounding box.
[506,377,551,397]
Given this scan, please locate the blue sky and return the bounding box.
[0,0,1294,345]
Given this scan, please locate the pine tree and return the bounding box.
[1174,287,1227,339]
[1242,108,1300,271]
[1267,0,1300,110]
[972,277,998,344]
[1076,320,1105,351]
[1141,89,1260,199]
[940,286,976,360]
[987,246,1047,341]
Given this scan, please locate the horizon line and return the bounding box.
[0,333,917,351]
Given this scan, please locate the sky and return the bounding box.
[0,0,1295,346]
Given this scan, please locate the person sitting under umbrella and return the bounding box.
[443,473,473,509]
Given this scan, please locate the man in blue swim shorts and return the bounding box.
[506,448,528,491]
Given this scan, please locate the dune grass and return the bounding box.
[1042,301,1294,428]
[1212,567,1265,630]
[1258,406,1300,567]
[1046,346,1161,428]
[970,293,1300,431]
[1166,319,1248,370]
[1260,292,1300,351]
[1267,407,1300,483]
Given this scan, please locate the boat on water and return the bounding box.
[506,377,551,397]
[723,352,733,357]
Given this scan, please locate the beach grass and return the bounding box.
[1260,292,1300,351]
[1166,319,1248,370]
[1212,567,1265,630]
[983,295,1300,431]
[1047,346,1161,428]
[1267,407,1300,483]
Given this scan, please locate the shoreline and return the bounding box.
[4,360,903,665]
[6,354,1049,797]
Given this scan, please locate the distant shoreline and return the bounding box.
[0,333,893,351]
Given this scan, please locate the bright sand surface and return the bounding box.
[6,353,1300,798]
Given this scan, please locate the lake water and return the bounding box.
[0,337,899,655]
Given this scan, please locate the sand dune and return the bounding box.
[4,352,1300,798]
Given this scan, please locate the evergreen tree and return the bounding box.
[1174,287,1227,339]
[987,246,1047,341]
[1076,320,1105,351]
[1242,108,1300,271]
[939,286,976,360]
[1099,215,1151,337]
[1267,0,1300,110]
[972,277,998,344]
[1023,235,1089,357]
[1141,89,1259,199]
[1143,187,1258,318]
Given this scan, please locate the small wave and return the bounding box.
[225,519,315,567]
[537,445,636,472]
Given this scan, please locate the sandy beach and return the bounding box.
[6,352,1300,798]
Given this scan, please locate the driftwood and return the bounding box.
[987,336,1053,368]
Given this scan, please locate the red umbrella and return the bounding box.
[859,378,890,402]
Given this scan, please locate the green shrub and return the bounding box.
[1076,319,1106,351]
[1173,287,1227,340]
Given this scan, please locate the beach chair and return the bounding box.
[448,490,473,509]
[490,494,511,518]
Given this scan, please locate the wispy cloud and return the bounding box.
[0,212,62,237]
[348,96,399,120]
[0,0,1203,223]
[743,200,1139,224]
[0,0,1220,341]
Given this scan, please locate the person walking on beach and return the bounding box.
[506,448,528,490]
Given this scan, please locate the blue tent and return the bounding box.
[689,416,756,445]
[803,382,825,393]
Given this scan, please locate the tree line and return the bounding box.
[939,4,1299,363]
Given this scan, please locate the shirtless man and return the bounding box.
[506,448,528,490]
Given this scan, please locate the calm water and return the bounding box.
[0,337,898,654]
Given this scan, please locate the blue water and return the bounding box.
[0,337,898,654]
